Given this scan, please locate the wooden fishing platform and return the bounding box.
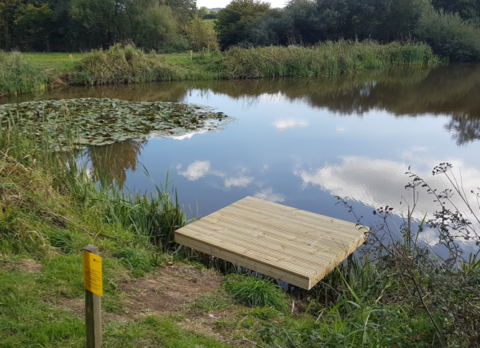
[175,196,369,290]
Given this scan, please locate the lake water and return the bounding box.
[5,64,480,253]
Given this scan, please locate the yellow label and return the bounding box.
[83,252,103,297]
[190,50,192,54]
[69,54,72,58]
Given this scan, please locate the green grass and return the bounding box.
[0,52,47,96]
[0,122,231,347]
[203,19,216,29]
[23,52,81,73]
[223,275,288,311]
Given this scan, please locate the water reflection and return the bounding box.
[87,139,146,185]
[295,156,480,221]
[445,115,480,146]
[5,64,480,145]
[5,64,480,255]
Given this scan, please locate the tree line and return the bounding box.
[1,0,480,62]
[215,0,480,62]
[0,0,218,51]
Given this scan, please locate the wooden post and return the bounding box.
[83,245,102,348]
[190,50,193,60]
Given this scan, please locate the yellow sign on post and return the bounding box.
[83,251,103,297]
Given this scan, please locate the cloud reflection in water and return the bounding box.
[274,118,308,131]
[295,156,480,222]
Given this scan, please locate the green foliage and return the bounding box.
[223,275,288,311]
[215,0,271,48]
[47,229,87,254]
[0,97,229,149]
[0,0,198,52]
[69,0,189,51]
[222,41,437,78]
[260,303,437,347]
[185,15,220,50]
[13,3,53,51]
[432,0,480,21]
[69,44,177,85]
[416,9,480,62]
[113,247,161,276]
[0,51,47,96]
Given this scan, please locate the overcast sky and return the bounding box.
[198,0,288,9]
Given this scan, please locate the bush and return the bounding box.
[223,275,287,311]
[69,44,178,85]
[416,9,480,62]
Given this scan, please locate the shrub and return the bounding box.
[416,9,480,62]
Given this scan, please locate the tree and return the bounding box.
[315,0,392,41]
[185,14,219,49]
[215,0,270,48]
[163,0,197,22]
[0,0,23,49]
[198,6,209,17]
[285,0,320,44]
[14,4,53,51]
[432,0,480,21]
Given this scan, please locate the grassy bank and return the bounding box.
[0,41,438,95]
[68,41,438,84]
[0,52,47,97]
[1,107,479,347]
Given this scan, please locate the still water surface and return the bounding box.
[6,64,480,251]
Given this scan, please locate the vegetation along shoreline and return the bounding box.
[0,41,439,98]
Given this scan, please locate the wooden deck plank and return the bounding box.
[188,217,349,269]
[181,224,318,276]
[175,196,368,290]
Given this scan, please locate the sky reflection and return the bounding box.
[15,64,480,254]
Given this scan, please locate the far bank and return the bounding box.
[0,41,438,97]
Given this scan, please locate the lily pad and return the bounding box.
[0,98,231,150]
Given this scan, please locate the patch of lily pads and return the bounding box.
[0,98,230,150]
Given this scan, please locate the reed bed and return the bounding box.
[222,40,437,79]
[0,52,47,96]
[68,44,180,85]
[0,117,189,257]
[65,41,438,86]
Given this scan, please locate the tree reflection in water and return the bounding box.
[87,139,146,186]
[3,63,480,146]
[446,115,480,146]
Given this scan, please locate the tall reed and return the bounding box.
[0,52,47,96]
[222,40,437,79]
[67,41,438,86]
[68,44,180,85]
[0,118,189,252]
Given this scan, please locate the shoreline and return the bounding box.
[1,41,439,98]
